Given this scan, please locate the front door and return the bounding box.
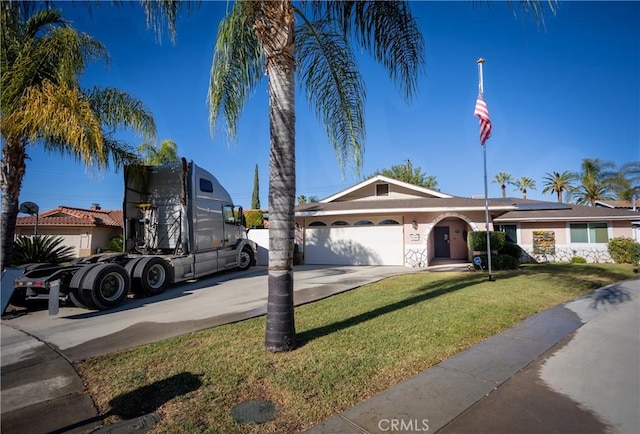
[434,226,451,258]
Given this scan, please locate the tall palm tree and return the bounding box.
[613,161,640,202]
[138,139,179,165]
[514,176,536,199]
[541,170,574,203]
[0,4,156,271]
[493,172,514,198]
[568,158,616,205]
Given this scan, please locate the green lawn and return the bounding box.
[76,263,637,433]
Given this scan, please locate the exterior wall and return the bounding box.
[14,226,121,258]
[517,220,636,264]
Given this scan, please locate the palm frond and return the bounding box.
[318,1,425,102]
[87,86,156,143]
[296,16,365,175]
[208,1,264,140]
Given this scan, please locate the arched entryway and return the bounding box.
[424,213,480,266]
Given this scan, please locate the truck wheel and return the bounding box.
[82,264,130,310]
[237,246,253,271]
[134,257,171,296]
[69,265,98,309]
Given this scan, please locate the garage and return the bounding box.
[304,218,404,265]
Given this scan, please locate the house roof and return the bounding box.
[16,206,124,228]
[494,204,639,223]
[296,196,516,217]
[594,200,638,209]
[320,175,452,203]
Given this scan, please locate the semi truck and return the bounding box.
[9,158,257,311]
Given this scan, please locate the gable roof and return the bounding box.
[320,175,452,203]
[296,196,516,217]
[16,206,123,228]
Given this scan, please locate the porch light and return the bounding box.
[412,220,418,230]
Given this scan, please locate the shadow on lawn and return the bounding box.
[297,272,514,347]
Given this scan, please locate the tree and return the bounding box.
[138,139,179,165]
[612,161,640,202]
[369,161,437,189]
[493,172,513,198]
[297,195,307,206]
[0,4,155,271]
[204,1,425,352]
[514,176,536,199]
[251,163,261,209]
[568,158,616,205]
[541,170,574,203]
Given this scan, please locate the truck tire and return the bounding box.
[237,246,253,271]
[82,264,130,310]
[134,257,171,296]
[69,265,98,309]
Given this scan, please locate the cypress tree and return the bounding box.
[251,164,260,209]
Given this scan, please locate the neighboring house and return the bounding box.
[284,175,640,266]
[594,199,638,211]
[15,204,123,258]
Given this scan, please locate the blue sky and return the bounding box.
[16,1,640,214]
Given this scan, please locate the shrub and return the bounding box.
[245,210,264,228]
[607,237,639,264]
[471,253,518,270]
[104,235,124,252]
[499,242,522,261]
[570,256,587,264]
[11,235,75,266]
[467,231,506,252]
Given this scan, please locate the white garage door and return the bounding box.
[305,225,404,265]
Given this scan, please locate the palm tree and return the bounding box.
[568,158,616,205]
[541,171,574,203]
[493,172,514,198]
[514,176,536,199]
[0,4,156,271]
[138,139,179,165]
[613,161,640,202]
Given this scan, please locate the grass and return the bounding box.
[76,263,637,433]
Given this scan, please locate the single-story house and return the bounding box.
[15,204,123,258]
[290,175,640,266]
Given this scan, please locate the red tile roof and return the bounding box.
[16,206,123,228]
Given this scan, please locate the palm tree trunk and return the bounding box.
[1,141,27,271]
[260,1,297,352]
[501,184,506,198]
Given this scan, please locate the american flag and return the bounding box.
[474,91,492,145]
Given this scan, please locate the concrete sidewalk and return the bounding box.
[307,278,640,433]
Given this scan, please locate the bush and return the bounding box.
[499,242,522,261]
[471,253,518,270]
[608,237,639,264]
[467,231,506,252]
[104,235,124,252]
[245,210,264,228]
[570,256,587,264]
[11,235,75,266]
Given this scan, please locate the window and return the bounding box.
[331,221,349,226]
[354,220,374,226]
[570,223,608,243]
[308,221,326,227]
[496,224,517,243]
[222,205,236,224]
[200,178,214,193]
[376,183,389,196]
[379,219,400,225]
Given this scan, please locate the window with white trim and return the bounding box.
[569,223,608,243]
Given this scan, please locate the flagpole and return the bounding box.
[478,58,494,281]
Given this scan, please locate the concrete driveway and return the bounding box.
[2,265,422,362]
